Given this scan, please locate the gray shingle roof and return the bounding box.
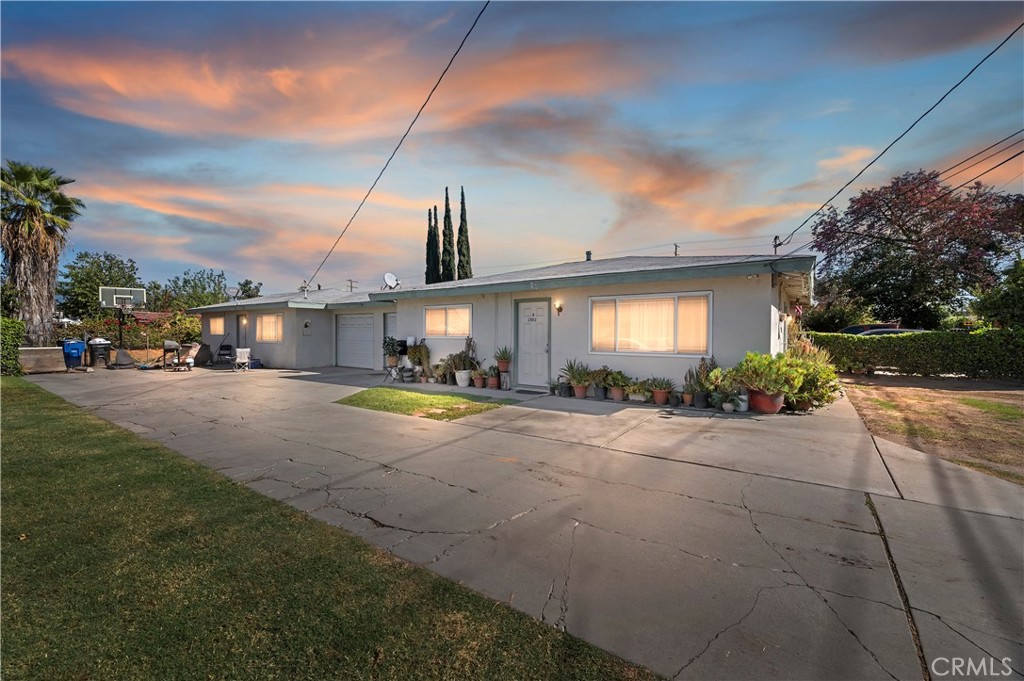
[187,288,371,313]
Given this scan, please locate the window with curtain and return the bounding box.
[424,305,472,337]
[590,293,710,355]
[208,316,224,336]
[256,313,283,342]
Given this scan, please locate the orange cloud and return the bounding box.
[817,146,876,173]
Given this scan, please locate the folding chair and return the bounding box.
[216,344,233,364]
[232,348,251,372]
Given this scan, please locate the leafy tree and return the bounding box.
[457,186,472,280]
[57,251,142,319]
[973,259,1024,328]
[425,206,440,284]
[811,171,1023,328]
[145,280,174,312]
[1,160,85,345]
[441,188,456,282]
[236,279,262,299]
[799,298,874,332]
[145,269,228,311]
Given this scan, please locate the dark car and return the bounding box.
[857,328,927,336]
[837,323,900,334]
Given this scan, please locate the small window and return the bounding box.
[208,316,224,336]
[256,313,283,342]
[424,305,472,337]
[590,293,710,355]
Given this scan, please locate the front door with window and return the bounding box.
[516,300,549,387]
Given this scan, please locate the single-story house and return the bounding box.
[189,254,813,386]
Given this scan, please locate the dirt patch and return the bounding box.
[842,374,1024,484]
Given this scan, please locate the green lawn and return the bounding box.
[337,387,518,421]
[1,377,655,681]
[958,397,1024,421]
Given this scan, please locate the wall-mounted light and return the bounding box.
[241,316,248,325]
[746,274,760,280]
[554,302,563,316]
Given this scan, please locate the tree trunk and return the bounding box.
[10,248,58,346]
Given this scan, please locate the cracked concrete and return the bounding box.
[25,366,1023,680]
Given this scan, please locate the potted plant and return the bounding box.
[605,370,630,401]
[382,336,401,368]
[589,366,612,400]
[548,380,559,396]
[558,378,573,398]
[494,346,513,373]
[648,376,675,406]
[471,367,486,388]
[561,359,591,399]
[486,364,500,389]
[731,352,803,414]
[681,367,697,406]
[692,356,719,409]
[626,379,650,402]
[448,337,480,388]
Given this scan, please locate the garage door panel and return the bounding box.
[336,314,374,368]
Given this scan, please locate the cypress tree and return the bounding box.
[425,206,440,284]
[457,186,472,280]
[440,187,456,282]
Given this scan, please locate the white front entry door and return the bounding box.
[517,300,549,387]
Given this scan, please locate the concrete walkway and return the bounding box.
[25,367,1023,680]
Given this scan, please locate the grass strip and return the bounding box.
[957,397,1023,421]
[1,377,655,681]
[337,387,517,421]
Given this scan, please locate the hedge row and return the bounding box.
[807,330,1024,380]
[2,316,26,376]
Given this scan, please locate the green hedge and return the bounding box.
[807,330,1024,379]
[2,316,26,376]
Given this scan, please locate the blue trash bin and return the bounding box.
[62,339,86,370]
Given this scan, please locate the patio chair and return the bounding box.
[216,344,233,364]
[232,348,251,372]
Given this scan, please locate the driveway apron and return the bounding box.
[25,368,1022,680]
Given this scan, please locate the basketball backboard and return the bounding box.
[99,286,147,309]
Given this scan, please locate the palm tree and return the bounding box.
[1,161,85,346]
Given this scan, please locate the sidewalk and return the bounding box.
[25,367,1023,679]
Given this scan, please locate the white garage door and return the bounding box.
[336,314,374,368]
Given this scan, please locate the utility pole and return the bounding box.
[347,279,358,292]
[674,243,679,256]
[772,236,782,255]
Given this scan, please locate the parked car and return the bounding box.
[838,323,899,334]
[857,328,927,336]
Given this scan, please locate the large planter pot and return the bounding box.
[609,386,626,402]
[455,369,472,388]
[472,376,485,388]
[652,389,670,406]
[559,383,573,398]
[592,386,607,401]
[487,376,500,389]
[682,393,694,407]
[496,359,511,373]
[693,392,709,409]
[572,384,588,399]
[668,392,680,408]
[748,389,785,414]
[386,355,399,368]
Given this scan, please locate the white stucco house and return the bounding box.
[190,254,813,385]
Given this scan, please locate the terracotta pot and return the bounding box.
[652,389,670,405]
[419,376,427,383]
[496,359,511,373]
[386,355,399,368]
[609,386,626,401]
[473,376,485,388]
[487,376,500,389]
[573,384,588,399]
[748,389,785,414]
[682,393,694,406]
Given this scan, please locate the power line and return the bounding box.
[305,1,490,288]
[772,19,1024,253]
[922,149,1024,207]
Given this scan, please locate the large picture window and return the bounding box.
[424,305,471,337]
[208,316,224,336]
[256,313,283,342]
[590,293,710,355]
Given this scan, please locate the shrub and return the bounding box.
[785,342,841,407]
[732,352,804,395]
[2,316,26,375]
[800,301,873,332]
[807,329,1024,379]
[560,358,591,386]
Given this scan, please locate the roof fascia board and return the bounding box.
[369,257,816,301]
[325,301,396,310]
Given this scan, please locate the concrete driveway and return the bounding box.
[26,367,1023,680]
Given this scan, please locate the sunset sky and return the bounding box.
[2,2,1022,295]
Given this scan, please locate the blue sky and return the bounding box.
[2,1,1022,294]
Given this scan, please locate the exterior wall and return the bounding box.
[294,309,334,368]
[200,308,296,368]
[394,273,777,385]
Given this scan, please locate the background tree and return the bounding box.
[236,279,262,299]
[145,269,228,311]
[457,186,472,280]
[811,171,1023,328]
[425,206,440,284]
[973,259,1024,329]
[1,160,85,345]
[57,251,142,319]
[440,188,456,282]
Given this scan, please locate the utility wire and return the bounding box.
[772,20,1024,253]
[305,1,490,287]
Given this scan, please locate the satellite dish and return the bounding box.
[382,272,400,290]
[226,287,239,299]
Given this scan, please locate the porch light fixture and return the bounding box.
[554,302,563,316]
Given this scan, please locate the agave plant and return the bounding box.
[560,358,592,386]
